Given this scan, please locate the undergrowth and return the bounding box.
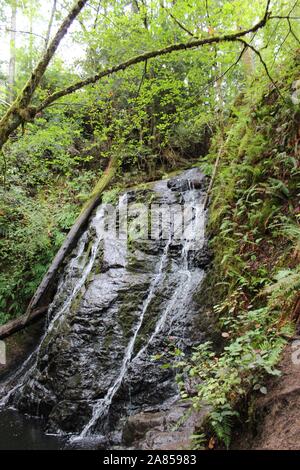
[0,175,94,323]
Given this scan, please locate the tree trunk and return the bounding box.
[6,2,17,104]
[204,134,230,210]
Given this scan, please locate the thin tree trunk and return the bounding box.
[7,2,17,104]
[44,0,57,50]
[93,0,101,30]
[204,134,230,210]
[28,8,33,70]
[242,46,255,77]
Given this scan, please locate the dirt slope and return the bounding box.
[233,343,300,450]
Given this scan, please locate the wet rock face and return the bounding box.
[122,401,208,450]
[10,168,210,442]
[193,243,213,270]
[167,170,207,192]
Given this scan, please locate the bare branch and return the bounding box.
[288,18,300,46]
[200,44,247,93]
[94,2,101,29]
[160,2,195,37]
[237,38,284,99]
[264,0,272,20]
[0,25,46,41]
[205,0,210,22]
[270,15,300,19]
[272,30,291,65]
[135,60,148,98]
[261,18,280,50]
[44,0,57,50]
[270,0,299,20]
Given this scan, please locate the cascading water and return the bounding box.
[78,234,173,439]
[0,168,210,449]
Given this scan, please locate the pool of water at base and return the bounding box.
[0,408,68,450]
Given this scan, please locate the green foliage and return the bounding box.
[102,186,121,204]
[263,267,300,312]
[0,184,80,322]
[276,220,300,255]
[6,116,88,181]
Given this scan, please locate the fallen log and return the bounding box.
[24,153,119,322]
[0,307,48,340]
[0,153,119,340]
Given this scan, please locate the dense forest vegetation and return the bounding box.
[0,0,300,449]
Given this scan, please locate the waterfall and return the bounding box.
[0,168,209,447]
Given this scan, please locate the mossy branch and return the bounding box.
[37,12,272,112]
[0,0,277,152]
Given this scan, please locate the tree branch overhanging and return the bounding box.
[269,0,299,21]
[0,26,46,41]
[37,10,273,113]
[287,18,300,46]
[160,1,195,38]
[200,44,248,93]
[0,0,286,154]
[270,15,300,19]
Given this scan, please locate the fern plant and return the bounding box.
[263,267,300,314]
